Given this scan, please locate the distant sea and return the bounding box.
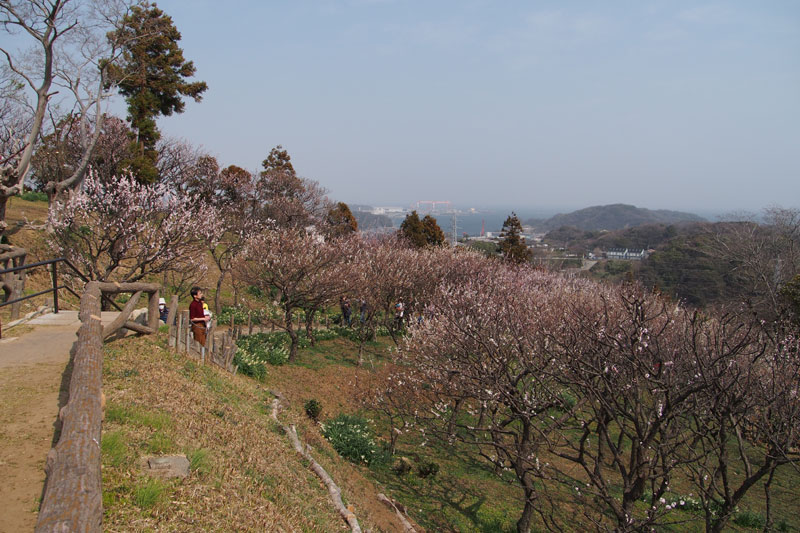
[373,204,713,237]
[384,207,562,237]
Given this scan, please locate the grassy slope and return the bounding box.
[101,334,403,532]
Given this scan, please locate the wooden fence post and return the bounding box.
[101,291,142,339]
[176,312,184,351]
[147,288,160,331]
[168,295,179,348]
[166,295,179,328]
[184,311,191,354]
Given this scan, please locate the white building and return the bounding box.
[605,248,649,261]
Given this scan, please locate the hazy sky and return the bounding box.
[149,0,798,214]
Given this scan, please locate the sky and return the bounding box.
[137,1,798,214]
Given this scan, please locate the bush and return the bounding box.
[267,345,289,365]
[322,414,378,465]
[234,332,291,377]
[218,305,265,326]
[733,510,765,529]
[313,328,339,341]
[304,399,322,421]
[392,457,413,476]
[417,461,440,478]
[233,348,268,380]
[19,190,48,202]
[330,325,359,341]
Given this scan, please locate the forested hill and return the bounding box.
[528,203,706,231]
[352,210,393,230]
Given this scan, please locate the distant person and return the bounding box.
[189,287,209,346]
[158,297,169,323]
[394,299,404,328]
[340,296,352,327]
[359,299,367,324]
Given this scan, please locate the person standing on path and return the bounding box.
[189,287,209,346]
[340,296,352,327]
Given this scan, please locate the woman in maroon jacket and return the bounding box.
[189,287,209,346]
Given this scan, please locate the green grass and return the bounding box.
[133,479,167,509]
[101,430,130,467]
[186,448,212,475]
[106,403,172,430]
[146,431,176,454]
[18,191,48,202]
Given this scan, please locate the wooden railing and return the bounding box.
[0,244,27,322]
[0,254,123,338]
[35,281,160,533]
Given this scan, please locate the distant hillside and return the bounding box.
[352,210,393,230]
[528,204,705,231]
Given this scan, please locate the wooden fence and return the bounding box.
[167,295,238,373]
[35,281,160,533]
[35,284,243,531]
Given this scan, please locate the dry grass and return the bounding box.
[101,333,404,532]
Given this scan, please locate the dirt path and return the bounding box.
[0,312,118,532]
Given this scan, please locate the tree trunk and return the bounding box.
[447,398,464,437]
[215,270,225,316]
[0,195,8,238]
[764,466,776,532]
[285,307,298,361]
[516,484,536,533]
[305,308,316,346]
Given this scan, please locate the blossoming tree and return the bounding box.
[48,171,215,290]
[399,263,583,533]
[234,229,352,361]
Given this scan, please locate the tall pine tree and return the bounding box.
[399,210,427,248]
[499,212,531,263]
[400,211,446,248]
[108,2,208,183]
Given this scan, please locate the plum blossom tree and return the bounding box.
[48,170,215,288]
[390,257,800,532]
[679,316,800,533]
[346,236,438,346]
[233,229,353,361]
[177,157,267,313]
[710,207,800,320]
[399,264,584,533]
[198,164,265,314]
[354,362,420,455]
[547,285,729,531]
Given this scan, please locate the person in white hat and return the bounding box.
[158,297,169,324]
